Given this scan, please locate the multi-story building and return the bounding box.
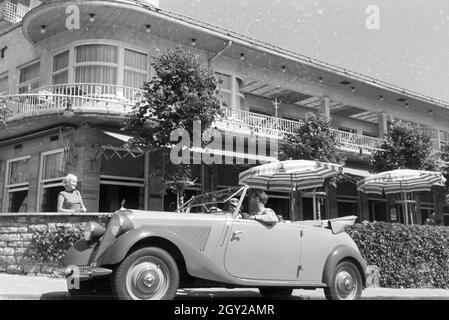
[1,0,448,225]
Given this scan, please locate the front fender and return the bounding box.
[322,245,368,287]
[98,227,186,265]
[64,239,97,266]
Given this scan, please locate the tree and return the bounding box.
[279,112,344,165]
[124,47,222,207]
[438,144,449,192]
[371,120,438,173]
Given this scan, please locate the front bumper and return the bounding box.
[64,265,113,281]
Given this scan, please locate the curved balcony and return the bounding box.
[0,83,142,123]
[0,82,384,154]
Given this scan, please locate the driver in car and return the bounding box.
[247,189,278,226]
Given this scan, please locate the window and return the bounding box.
[52,50,69,84]
[124,49,148,89]
[3,156,30,213]
[368,198,387,222]
[0,74,8,95]
[337,197,358,218]
[38,149,65,212]
[75,44,118,84]
[18,62,40,93]
[99,153,146,212]
[215,72,244,109]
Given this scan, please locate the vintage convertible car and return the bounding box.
[64,186,370,300]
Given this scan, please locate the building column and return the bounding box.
[320,97,330,119]
[378,112,388,138]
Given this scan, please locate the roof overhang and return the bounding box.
[21,0,449,113]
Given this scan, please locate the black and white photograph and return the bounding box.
[0,0,448,312]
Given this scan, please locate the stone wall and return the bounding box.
[0,213,111,276]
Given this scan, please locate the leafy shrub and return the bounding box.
[28,225,83,265]
[346,222,449,288]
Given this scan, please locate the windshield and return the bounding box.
[177,186,245,213]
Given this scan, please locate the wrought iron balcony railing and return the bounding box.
[216,107,383,154]
[1,1,29,23]
[0,83,384,154]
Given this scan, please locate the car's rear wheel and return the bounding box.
[259,287,293,299]
[324,261,362,300]
[113,247,179,300]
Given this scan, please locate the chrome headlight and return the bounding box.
[83,222,106,242]
[109,213,133,238]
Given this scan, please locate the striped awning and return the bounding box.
[238,160,343,192]
[357,169,446,195]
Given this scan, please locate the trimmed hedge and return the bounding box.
[28,226,83,265]
[346,222,449,288]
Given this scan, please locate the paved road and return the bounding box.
[0,274,448,300]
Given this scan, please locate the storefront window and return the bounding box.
[99,153,145,212]
[3,156,30,213]
[368,199,387,222]
[337,197,358,217]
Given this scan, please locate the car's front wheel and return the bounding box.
[259,287,293,299]
[324,261,362,300]
[113,247,180,300]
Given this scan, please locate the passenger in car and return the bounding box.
[247,189,278,225]
[223,197,239,214]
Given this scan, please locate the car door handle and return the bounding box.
[232,231,243,237]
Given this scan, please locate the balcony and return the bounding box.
[216,108,383,155]
[0,83,141,122]
[0,1,29,23]
[0,83,384,154]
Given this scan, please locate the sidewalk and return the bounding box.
[0,273,448,300]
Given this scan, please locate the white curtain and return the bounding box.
[124,70,146,89]
[76,44,118,63]
[124,49,147,70]
[52,71,68,85]
[42,152,63,180]
[75,65,117,84]
[8,159,29,185]
[19,62,39,84]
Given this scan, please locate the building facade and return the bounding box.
[1,0,449,225]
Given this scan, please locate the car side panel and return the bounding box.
[98,227,245,284]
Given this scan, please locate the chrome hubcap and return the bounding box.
[335,270,357,299]
[126,257,170,300]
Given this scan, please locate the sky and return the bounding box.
[161,0,449,102]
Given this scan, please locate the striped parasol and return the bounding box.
[238,160,343,191]
[356,169,445,195]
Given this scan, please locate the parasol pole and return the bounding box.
[290,172,294,221]
[313,189,317,220]
[400,180,409,225]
